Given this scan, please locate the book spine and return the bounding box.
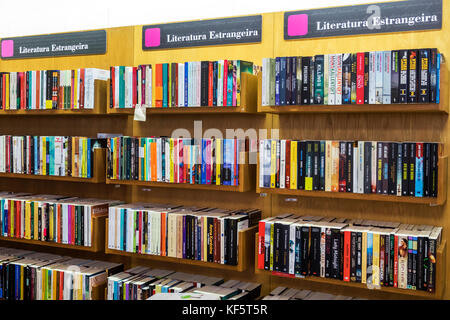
[408,49,419,103]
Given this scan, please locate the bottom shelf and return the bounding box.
[254,233,446,299]
[104,218,257,272]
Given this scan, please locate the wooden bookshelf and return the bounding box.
[0,148,107,184]
[0,80,108,116]
[254,233,447,300]
[257,66,449,114]
[0,215,107,253]
[256,150,447,206]
[106,152,255,193]
[91,283,107,300]
[104,218,257,272]
[107,73,259,115]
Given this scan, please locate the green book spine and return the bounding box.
[315,55,324,104]
[324,54,329,105]
[162,63,168,107]
[119,66,125,108]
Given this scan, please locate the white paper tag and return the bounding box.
[139,147,144,158]
[134,104,146,121]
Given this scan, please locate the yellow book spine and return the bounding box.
[169,139,174,183]
[305,142,313,191]
[42,269,47,300]
[52,270,57,300]
[270,223,274,271]
[74,69,78,109]
[203,217,207,261]
[144,139,147,181]
[78,275,83,300]
[20,265,24,300]
[34,203,39,240]
[83,138,88,178]
[5,74,9,110]
[270,140,276,188]
[372,233,380,287]
[112,138,117,179]
[290,141,298,189]
[362,231,367,284]
[25,202,30,239]
[42,137,46,175]
[72,137,76,178]
[49,205,54,241]
[216,139,222,185]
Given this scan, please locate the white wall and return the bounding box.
[0,0,395,37]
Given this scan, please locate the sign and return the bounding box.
[143,15,262,50]
[1,30,107,59]
[284,0,442,40]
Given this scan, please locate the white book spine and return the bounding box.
[108,207,114,249]
[383,51,391,104]
[320,227,326,277]
[335,53,343,105]
[178,63,184,107]
[358,141,364,193]
[328,55,336,105]
[371,141,377,193]
[197,61,202,106]
[217,60,224,106]
[375,51,384,104]
[280,140,286,189]
[289,224,296,275]
[262,58,267,106]
[325,140,332,191]
[157,139,162,182]
[353,143,359,193]
[369,52,376,104]
[114,67,119,107]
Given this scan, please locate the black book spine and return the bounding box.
[419,49,430,103]
[431,143,438,197]
[382,142,389,195]
[409,142,416,196]
[408,50,419,103]
[273,223,281,272]
[339,142,347,192]
[313,141,320,190]
[331,229,341,279]
[424,143,431,197]
[389,142,398,195]
[207,217,214,262]
[310,57,315,104]
[417,236,424,290]
[356,232,362,282]
[301,57,310,105]
[364,52,370,104]
[109,67,113,108]
[191,215,196,260]
[298,141,306,190]
[281,224,290,273]
[26,72,29,109]
[286,57,291,106]
[391,50,400,103]
[224,218,229,264]
[325,228,332,278]
[319,141,326,191]
[350,231,356,282]
[389,234,395,286]
[351,53,357,104]
[280,57,287,105]
[376,142,383,194]
[364,141,372,194]
[429,49,438,103]
[300,226,310,276]
[310,227,321,276]
[342,53,352,104]
[200,61,209,106]
[402,143,410,196]
[213,61,218,106]
[294,226,302,276]
[296,57,302,104]
[291,56,297,105]
[423,236,429,290]
[399,50,409,103]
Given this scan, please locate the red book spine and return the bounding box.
[174,63,178,107]
[174,139,178,183]
[258,221,265,269]
[21,73,25,109]
[223,60,228,106]
[57,204,62,243]
[7,200,11,236]
[59,272,64,299]
[356,52,365,104]
[285,140,291,188]
[343,231,351,281]
[133,67,137,108]
[36,70,40,110]
[80,69,85,109]
[71,205,75,244]
[110,67,115,108]
[2,75,5,109]
[16,201,21,238]
[179,139,184,184]
[208,62,213,106]
[394,235,399,287]
[71,70,75,109]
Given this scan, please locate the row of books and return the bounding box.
[107,137,245,186]
[259,139,439,198]
[262,286,362,300]
[107,265,261,300]
[0,135,98,178]
[108,203,260,265]
[0,69,109,110]
[110,60,254,108]
[0,192,119,247]
[257,214,442,292]
[261,49,441,106]
[0,246,123,300]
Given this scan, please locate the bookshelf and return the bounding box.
[255,153,448,206]
[107,73,260,115]
[254,233,447,300]
[257,66,449,114]
[104,218,257,272]
[0,148,107,184]
[0,80,108,116]
[0,215,107,253]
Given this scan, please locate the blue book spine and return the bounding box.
[275,57,280,105]
[197,221,201,260]
[184,62,189,107]
[437,53,441,104]
[161,139,165,181]
[15,265,20,300]
[201,139,206,185]
[234,139,239,186]
[162,64,168,107]
[227,66,233,106]
[50,137,55,176]
[367,233,373,284]
[415,143,424,197]
[34,136,38,174]
[223,139,231,186]
[87,139,91,178]
[190,146,194,184]
[182,216,186,258]
[0,265,2,298]
[280,57,287,105]
[397,143,403,194]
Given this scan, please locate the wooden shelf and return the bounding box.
[0,216,107,253]
[104,218,257,272]
[254,233,447,299]
[0,80,107,116]
[107,73,259,115]
[257,67,449,114]
[256,151,447,206]
[107,152,255,193]
[0,148,107,184]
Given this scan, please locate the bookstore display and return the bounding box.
[261,49,441,106]
[259,139,439,198]
[262,286,362,300]
[257,214,442,293]
[0,246,123,300]
[107,137,246,186]
[108,203,261,265]
[0,69,109,110]
[0,192,119,247]
[109,60,254,109]
[0,135,99,178]
[107,265,261,300]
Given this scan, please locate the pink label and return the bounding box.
[144,28,161,48]
[287,14,309,37]
[1,40,14,58]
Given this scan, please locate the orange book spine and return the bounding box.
[343,231,351,282]
[161,212,166,256]
[155,64,163,107]
[208,61,213,106]
[331,141,339,192]
[151,141,157,181]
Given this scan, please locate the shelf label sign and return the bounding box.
[284,0,442,40]
[1,30,107,59]
[142,15,262,50]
